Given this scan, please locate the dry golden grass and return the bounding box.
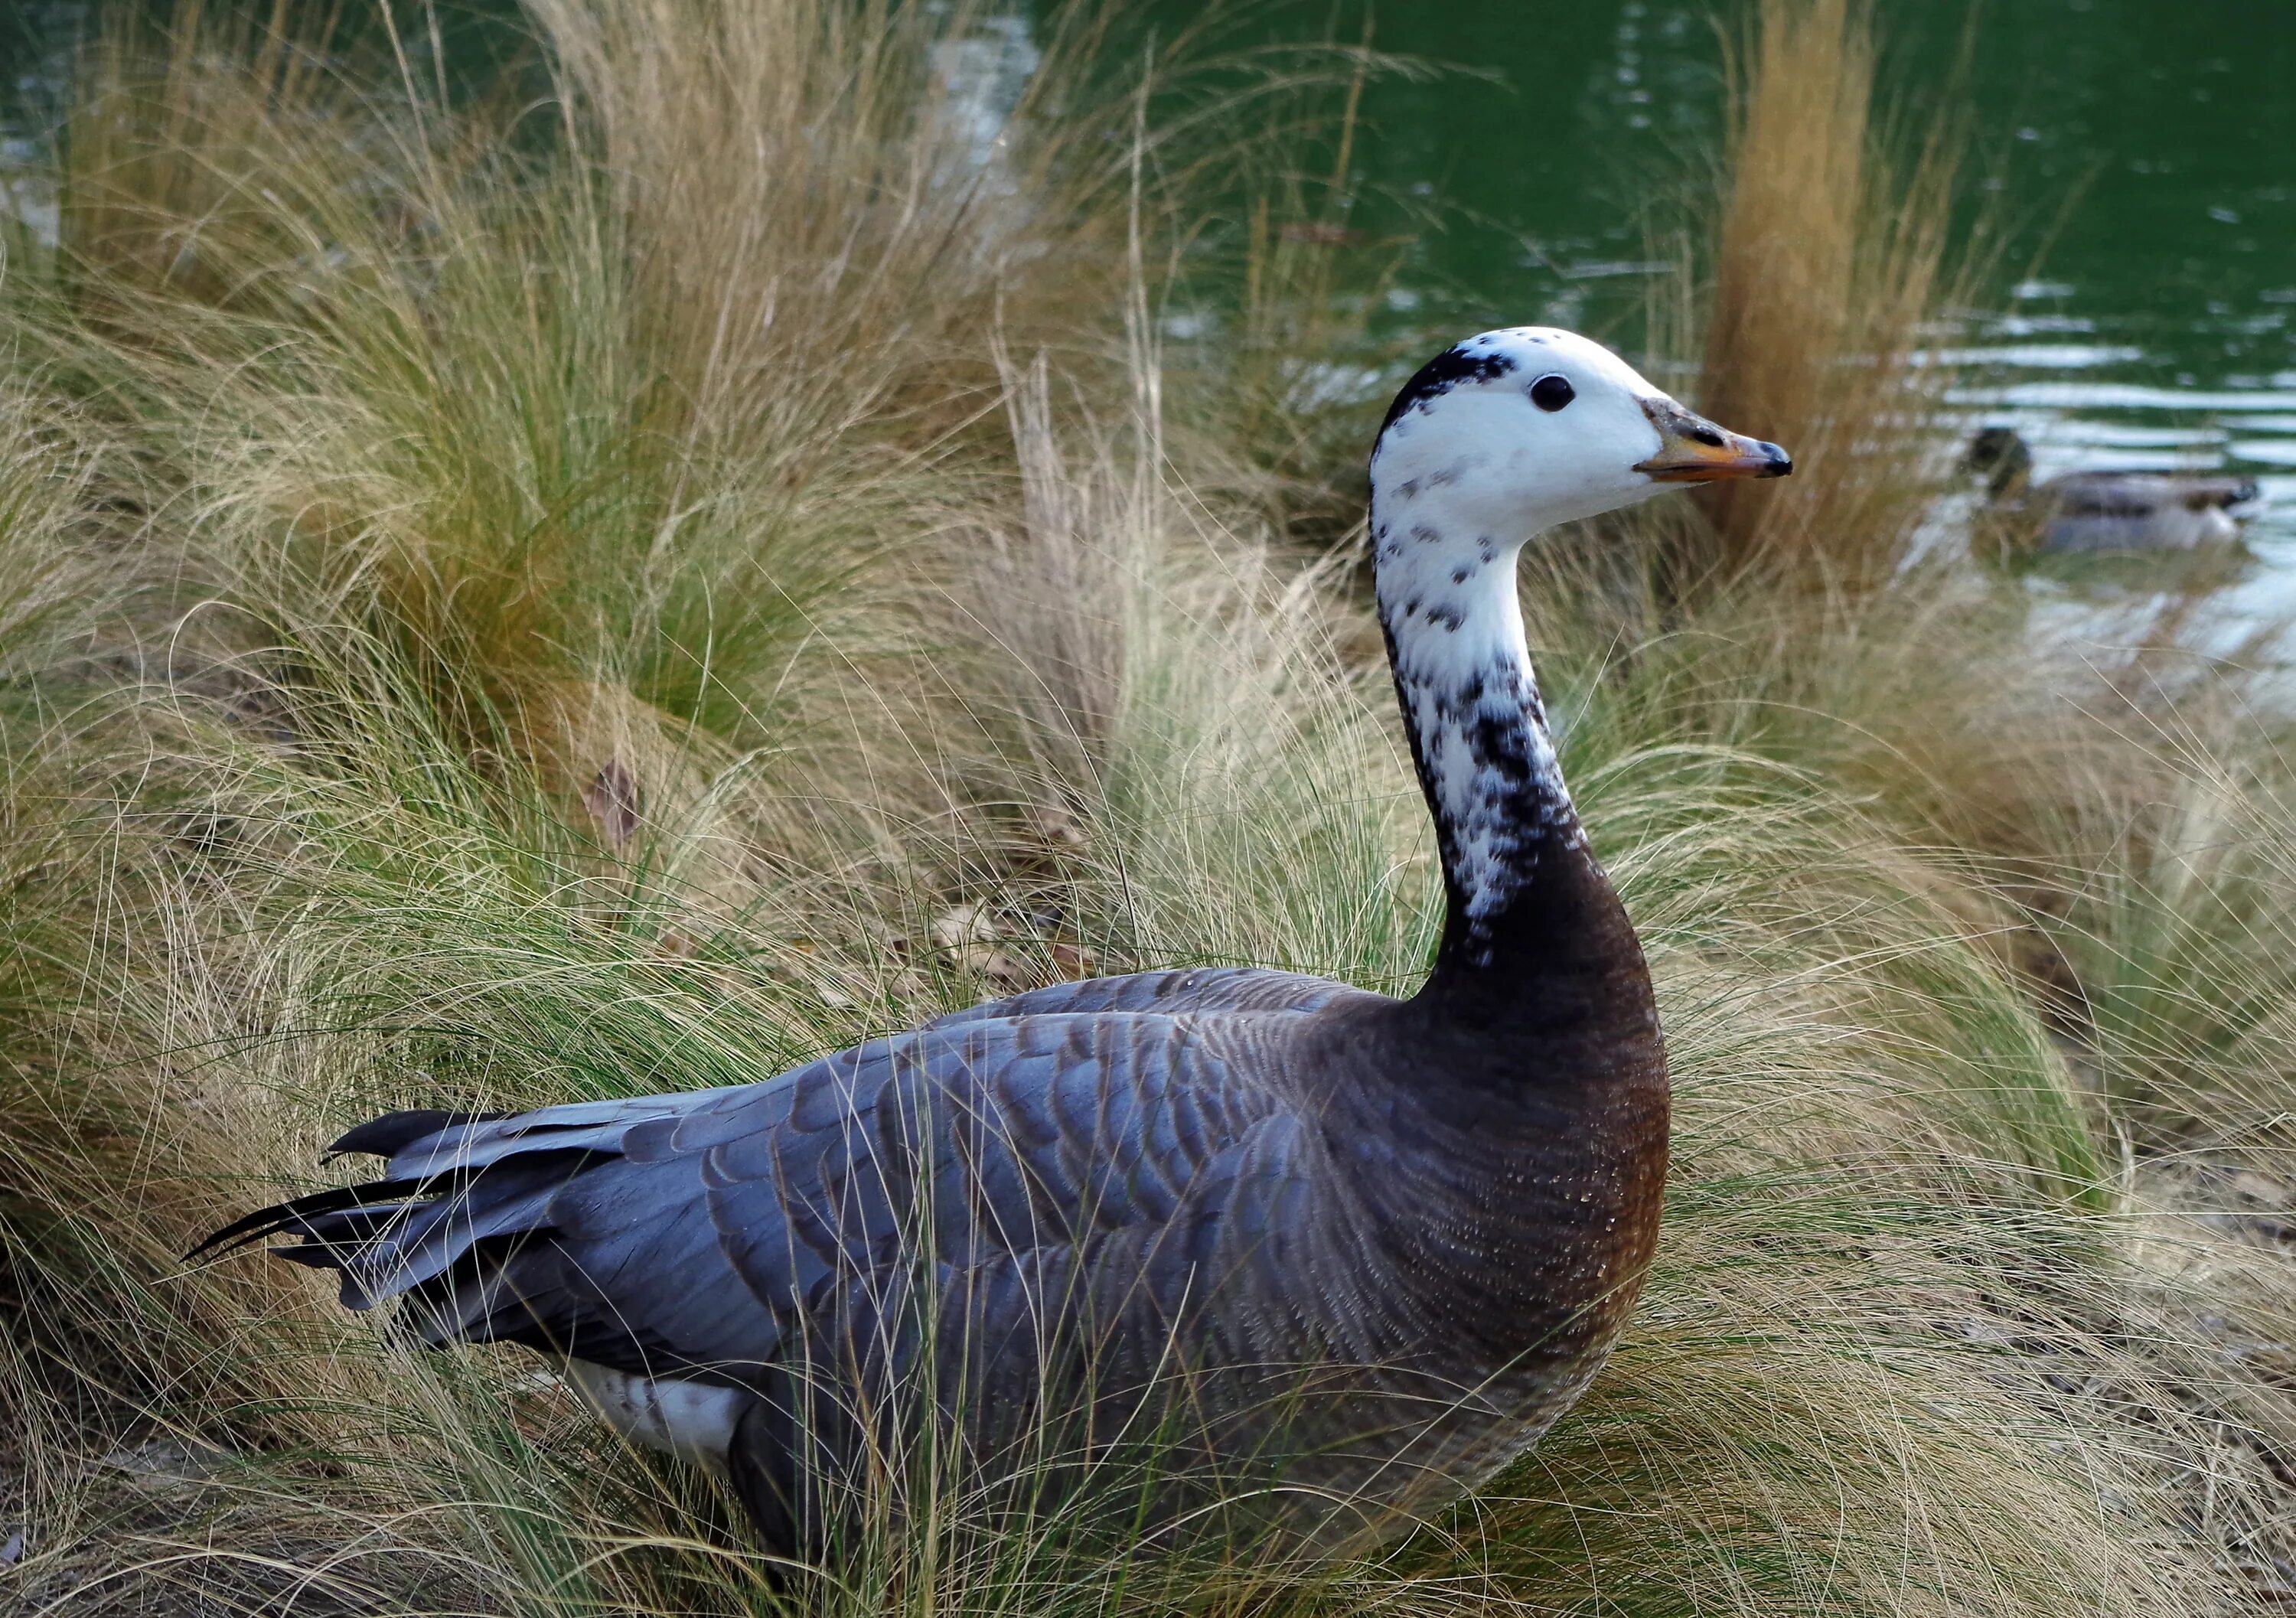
[1649,0,1971,596]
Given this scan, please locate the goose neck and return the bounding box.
[1369,484,1639,1022]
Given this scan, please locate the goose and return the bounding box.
[197,328,1790,1558]
[1965,426,2258,553]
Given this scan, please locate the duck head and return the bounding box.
[1962,426,2036,501]
[1364,329,1792,976]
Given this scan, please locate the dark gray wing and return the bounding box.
[2052,470,2262,516]
[197,972,1349,1390]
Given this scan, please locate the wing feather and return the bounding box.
[207,970,1364,1403]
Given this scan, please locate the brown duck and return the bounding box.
[1966,426,2258,553]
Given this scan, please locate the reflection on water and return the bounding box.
[5,0,2294,623]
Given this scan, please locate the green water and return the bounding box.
[1100,0,2296,608]
[8,1,2295,595]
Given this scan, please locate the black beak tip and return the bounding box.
[1760,442,1793,478]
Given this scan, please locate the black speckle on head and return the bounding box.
[1379,344,1518,438]
[1427,603,1465,632]
[1477,537,1497,564]
[1411,524,1442,545]
[1451,564,1474,584]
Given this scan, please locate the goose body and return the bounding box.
[201,330,1789,1555]
[1966,426,2258,553]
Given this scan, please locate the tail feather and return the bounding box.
[196,1084,794,1379]
[190,1147,609,1311]
[353,1158,600,1304]
[188,1179,428,1262]
[2183,477,2262,511]
[188,1101,703,1366]
[325,1107,510,1162]
[357,1102,689,1182]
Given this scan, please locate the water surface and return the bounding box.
[1100,0,2296,617]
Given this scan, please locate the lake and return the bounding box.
[8,0,2294,613]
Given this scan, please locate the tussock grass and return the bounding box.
[1649,0,1975,596]
[2,2,2294,1616]
[42,0,1208,778]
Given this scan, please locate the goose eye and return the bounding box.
[1529,374,1576,413]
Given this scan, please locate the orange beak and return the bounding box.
[1633,397,1793,483]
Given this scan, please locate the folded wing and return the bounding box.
[197,971,1352,1396]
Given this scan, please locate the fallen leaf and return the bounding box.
[1049,941,1097,980]
[953,944,1030,990]
[2231,1170,2291,1209]
[1030,806,1087,850]
[1,1529,22,1567]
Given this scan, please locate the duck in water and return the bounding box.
[1965,426,2257,554]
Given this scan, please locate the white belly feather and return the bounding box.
[563,1360,750,1470]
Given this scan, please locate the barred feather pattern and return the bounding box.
[204,964,1662,1552]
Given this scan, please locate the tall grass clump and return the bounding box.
[43,0,1200,786]
[2,0,2294,1614]
[2030,703,2296,1153]
[1643,0,1970,596]
[1557,0,2210,890]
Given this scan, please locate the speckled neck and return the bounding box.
[1369,478,1588,969]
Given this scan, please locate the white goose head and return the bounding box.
[1371,326,1789,537]
[1369,328,1789,972]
